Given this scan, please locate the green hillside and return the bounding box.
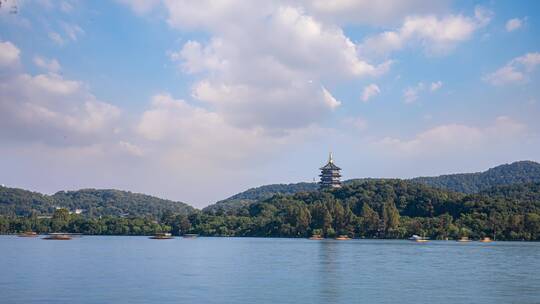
[411,161,540,193]
[204,161,540,213]
[203,182,318,213]
[189,180,540,240]
[0,186,194,218]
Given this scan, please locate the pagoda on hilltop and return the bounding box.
[319,152,342,189]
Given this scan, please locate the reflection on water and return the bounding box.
[318,241,340,304]
[1,236,539,304]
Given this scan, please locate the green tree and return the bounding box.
[382,200,400,236]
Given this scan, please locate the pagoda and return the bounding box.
[319,152,342,189]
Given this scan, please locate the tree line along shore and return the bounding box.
[2,180,540,241]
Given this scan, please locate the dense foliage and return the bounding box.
[0,187,194,218]
[203,182,318,213]
[0,209,171,235]
[5,180,535,240]
[411,161,540,193]
[187,180,540,240]
[203,161,540,213]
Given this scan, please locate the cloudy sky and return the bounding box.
[0,0,539,207]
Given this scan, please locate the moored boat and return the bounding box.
[479,237,493,243]
[457,236,471,242]
[309,234,324,240]
[335,235,351,240]
[182,234,198,238]
[409,234,429,242]
[18,231,38,237]
[149,232,174,239]
[43,233,72,240]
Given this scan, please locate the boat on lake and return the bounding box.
[335,235,351,240]
[409,235,429,242]
[149,233,174,239]
[309,234,324,240]
[182,234,198,238]
[457,236,471,242]
[18,231,38,237]
[479,237,493,243]
[43,233,72,240]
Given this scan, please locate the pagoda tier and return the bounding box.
[319,153,342,189]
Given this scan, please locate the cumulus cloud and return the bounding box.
[430,81,443,91]
[0,40,20,67]
[376,116,526,156]
[165,2,388,131]
[484,52,540,85]
[403,82,424,103]
[505,18,524,32]
[33,56,61,73]
[48,31,65,45]
[361,6,492,56]
[300,0,448,26]
[136,93,329,167]
[62,22,84,41]
[403,81,442,103]
[48,23,84,46]
[0,41,120,146]
[361,83,380,102]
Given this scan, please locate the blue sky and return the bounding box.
[0,0,539,207]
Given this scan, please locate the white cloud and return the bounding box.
[430,81,443,91]
[48,31,64,45]
[0,40,20,67]
[361,83,380,102]
[343,116,368,130]
[0,41,120,146]
[322,87,341,109]
[484,52,540,85]
[361,6,492,56]
[33,56,61,73]
[165,3,388,131]
[403,80,443,103]
[403,82,424,103]
[377,116,526,156]
[62,22,84,41]
[505,18,524,32]
[118,141,144,157]
[300,0,449,26]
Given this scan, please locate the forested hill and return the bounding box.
[0,186,194,218]
[411,161,540,193]
[203,182,319,213]
[190,180,540,240]
[203,161,540,214]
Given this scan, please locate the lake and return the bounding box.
[1,236,539,304]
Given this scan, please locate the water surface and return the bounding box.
[1,236,539,303]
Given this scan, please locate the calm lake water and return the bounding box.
[1,236,539,304]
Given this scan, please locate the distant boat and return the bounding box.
[457,236,471,242]
[149,232,174,240]
[479,237,493,243]
[43,233,72,240]
[309,234,324,240]
[182,234,198,239]
[18,231,38,237]
[409,235,429,242]
[335,235,351,240]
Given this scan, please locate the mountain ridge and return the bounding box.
[203,160,540,213]
[0,186,194,218]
